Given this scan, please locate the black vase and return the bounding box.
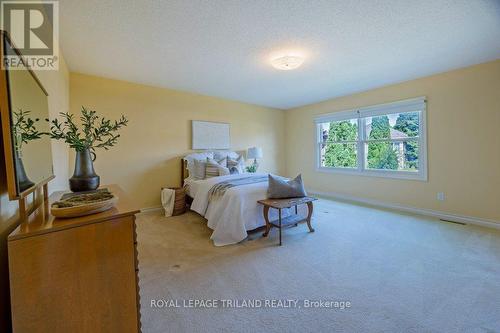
[69,148,100,192]
[15,153,35,192]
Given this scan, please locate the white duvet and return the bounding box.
[190,173,307,246]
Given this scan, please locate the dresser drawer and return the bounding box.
[9,216,139,333]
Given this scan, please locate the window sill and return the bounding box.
[315,167,428,181]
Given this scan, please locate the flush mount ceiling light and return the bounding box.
[270,55,305,70]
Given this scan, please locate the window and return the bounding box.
[315,97,427,180]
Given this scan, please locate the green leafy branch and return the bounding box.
[47,106,128,153]
[246,164,257,173]
[12,109,43,153]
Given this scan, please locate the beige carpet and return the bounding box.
[136,199,500,333]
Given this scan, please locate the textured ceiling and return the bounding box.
[59,0,500,109]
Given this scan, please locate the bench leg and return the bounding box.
[262,206,271,237]
[306,202,315,232]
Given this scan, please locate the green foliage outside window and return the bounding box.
[367,115,398,170]
[323,120,357,168]
[322,112,420,171]
[394,112,419,169]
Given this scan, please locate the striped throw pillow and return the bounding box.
[205,157,227,178]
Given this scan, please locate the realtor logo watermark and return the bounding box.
[150,298,352,310]
[1,0,59,70]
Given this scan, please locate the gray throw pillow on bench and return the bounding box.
[267,174,307,199]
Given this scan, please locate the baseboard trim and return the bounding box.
[308,189,500,230]
[140,206,163,214]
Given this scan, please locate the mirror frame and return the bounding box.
[0,30,54,200]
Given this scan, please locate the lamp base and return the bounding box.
[252,159,259,172]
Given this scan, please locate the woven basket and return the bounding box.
[169,187,186,216]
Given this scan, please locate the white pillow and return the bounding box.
[192,159,207,180]
[212,150,239,161]
[184,152,214,166]
[184,152,214,179]
[218,167,230,176]
[237,155,246,172]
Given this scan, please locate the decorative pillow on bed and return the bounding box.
[205,157,228,178]
[184,152,214,165]
[212,150,239,161]
[192,159,207,180]
[218,166,230,176]
[267,174,307,199]
[227,155,245,174]
[184,152,214,179]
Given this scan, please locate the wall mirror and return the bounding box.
[0,31,54,199]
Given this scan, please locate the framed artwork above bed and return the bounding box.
[192,120,230,149]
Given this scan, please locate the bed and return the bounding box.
[181,157,307,246]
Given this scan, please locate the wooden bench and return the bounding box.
[257,196,317,246]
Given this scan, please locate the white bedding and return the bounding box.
[189,173,307,246]
[184,178,202,198]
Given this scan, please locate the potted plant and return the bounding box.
[12,109,43,191]
[47,106,128,192]
[245,164,258,173]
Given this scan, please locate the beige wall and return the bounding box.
[69,61,500,220]
[36,57,71,192]
[0,56,70,331]
[1,54,498,330]
[285,60,500,222]
[69,73,285,208]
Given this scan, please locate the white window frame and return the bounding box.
[314,97,427,181]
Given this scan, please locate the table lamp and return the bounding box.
[247,147,263,172]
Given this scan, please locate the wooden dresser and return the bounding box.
[7,185,141,333]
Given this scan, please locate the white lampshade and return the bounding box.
[247,147,263,159]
